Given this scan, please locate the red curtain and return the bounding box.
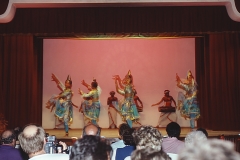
[0,35,43,129]
[196,33,240,130]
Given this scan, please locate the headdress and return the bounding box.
[126,70,133,83]
[66,75,72,84]
[91,77,98,88]
[187,70,194,79]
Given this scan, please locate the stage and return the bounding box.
[45,127,240,141]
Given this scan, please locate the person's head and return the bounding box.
[164,90,170,96]
[131,147,171,160]
[18,124,46,157]
[197,128,208,138]
[118,123,130,138]
[122,70,133,85]
[178,139,240,160]
[65,75,72,89]
[91,79,98,89]
[0,129,17,147]
[82,124,101,137]
[70,135,112,160]
[166,122,181,138]
[122,128,135,146]
[133,125,163,151]
[184,130,207,147]
[110,91,115,97]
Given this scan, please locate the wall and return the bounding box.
[42,37,195,128]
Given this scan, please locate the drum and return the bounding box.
[158,106,176,112]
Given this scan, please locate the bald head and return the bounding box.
[22,125,38,137]
[18,125,45,155]
[83,124,101,136]
[1,130,16,146]
[2,130,13,139]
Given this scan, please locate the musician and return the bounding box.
[151,90,177,127]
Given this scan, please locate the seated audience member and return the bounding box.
[130,125,171,160]
[178,139,240,160]
[0,129,23,160]
[184,130,207,147]
[82,123,101,136]
[112,127,136,160]
[197,127,208,138]
[131,147,171,160]
[111,123,130,150]
[132,125,163,150]
[162,122,185,154]
[70,135,112,160]
[18,124,69,160]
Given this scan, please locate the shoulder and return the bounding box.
[30,154,69,160]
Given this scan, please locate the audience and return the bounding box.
[178,139,240,160]
[131,147,171,160]
[112,127,136,160]
[82,123,101,137]
[132,125,162,150]
[184,130,207,147]
[0,129,23,160]
[131,125,171,160]
[18,124,69,160]
[111,123,130,150]
[196,127,208,138]
[70,135,112,160]
[162,122,185,154]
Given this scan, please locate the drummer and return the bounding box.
[151,90,177,127]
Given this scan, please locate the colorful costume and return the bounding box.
[81,86,101,126]
[113,71,140,128]
[176,71,200,129]
[46,75,73,135]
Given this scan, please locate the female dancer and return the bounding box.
[112,70,139,128]
[176,70,200,129]
[46,74,77,136]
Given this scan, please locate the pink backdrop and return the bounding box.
[42,38,195,129]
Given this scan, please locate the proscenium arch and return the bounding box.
[0,0,240,23]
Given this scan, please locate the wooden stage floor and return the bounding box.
[45,127,240,140]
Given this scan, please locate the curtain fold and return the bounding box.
[1,7,240,35]
[0,35,43,129]
[197,33,240,130]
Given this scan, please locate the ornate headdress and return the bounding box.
[187,70,194,79]
[126,70,133,83]
[66,75,72,84]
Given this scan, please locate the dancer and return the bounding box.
[79,79,101,126]
[152,90,177,127]
[176,70,200,129]
[107,91,118,129]
[46,74,77,136]
[112,70,140,128]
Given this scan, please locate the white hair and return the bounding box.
[184,131,207,147]
[178,139,240,160]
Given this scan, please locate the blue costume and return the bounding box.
[113,71,140,128]
[81,89,101,126]
[46,74,74,135]
[176,71,200,129]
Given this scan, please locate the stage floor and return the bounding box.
[45,127,240,140]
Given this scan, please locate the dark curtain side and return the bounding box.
[0,35,43,129]
[196,33,240,130]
